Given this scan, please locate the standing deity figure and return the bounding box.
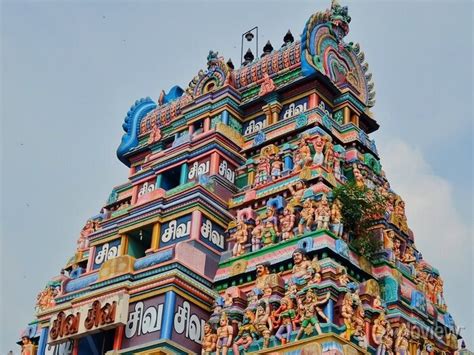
[254,302,272,348]
[271,153,283,181]
[76,219,97,251]
[231,220,248,257]
[353,164,365,188]
[21,336,36,355]
[202,322,218,355]
[298,199,315,235]
[401,245,416,265]
[295,289,330,340]
[290,249,314,287]
[353,304,368,348]
[394,323,409,355]
[307,257,322,285]
[288,180,306,211]
[216,313,233,355]
[384,229,395,250]
[251,216,264,252]
[280,208,296,240]
[341,292,355,340]
[393,239,401,260]
[232,310,258,354]
[333,149,344,180]
[382,321,395,355]
[255,156,271,186]
[262,207,278,246]
[274,297,296,345]
[434,278,446,309]
[372,313,387,355]
[330,198,344,237]
[324,140,335,172]
[312,135,326,166]
[293,136,312,172]
[315,195,331,230]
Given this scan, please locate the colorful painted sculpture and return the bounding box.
[251,216,264,251]
[274,296,296,344]
[201,322,217,355]
[394,323,409,355]
[298,199,315,234]
[231,220,248,257]
[216,313,233,355]
[295,289,330,340]
[232,310,258,354]
[290,248,314,287]
[262,207,278,246]
[315,194,331,230]
[280,207,296,240]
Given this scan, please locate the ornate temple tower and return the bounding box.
[21,2,461,355]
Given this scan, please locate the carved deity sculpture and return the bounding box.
[312,135,326,166]
[372,313,387,355]
[21,336,36,355]
[315,195,331,231]
[290,248,314,288]
[324,140,335,172]
[254,302,272,348]
[288,180,306,212]
[232,310,258,354]
[251,216,264,252]
[353,164,365,188]
[341,292,355,340]
[274,297,296,345]
[337,267,350,287]
[394,323,409,355]
[390,196,409,233]
[295,289,330,340]
[307,257,322,285]
[295,136,312,171]
[270,153,284,181]
[353,304,368,348]
[231,220,248,257]
[255,156,271,186]
[255,262,271,290]
[298,199,315,234]
[216,313,233,355]
[330,198,344,237]
[76,219,97,251]
[401,245,416,265]
[148,123,161,144]
[382,321,395,355]
[262,207,278,246]
[35,286,58,312]
[280,208,296,240]
[393,239,401,260]
[384,229,395,250]
[202,322,218,355]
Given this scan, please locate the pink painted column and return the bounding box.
[131,185,139,205]
[204,117,211,132]
[308,92,320,109]
[210,152,220,175]
[113,325,124,350]
[86,246,95,272]
[190,210,202,241]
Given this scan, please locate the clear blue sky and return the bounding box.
[1,0,472,352]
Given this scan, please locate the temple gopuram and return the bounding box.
[19,2,463,354]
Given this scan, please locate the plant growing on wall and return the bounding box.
[332,181,386,259]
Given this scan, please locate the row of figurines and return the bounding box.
[202,283,410,355]
[228,191,343,257]
[252,134,346,187]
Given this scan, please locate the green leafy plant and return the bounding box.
[332,181,386,259]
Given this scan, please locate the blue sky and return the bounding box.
[1,0,472,352]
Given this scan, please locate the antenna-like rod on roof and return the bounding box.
[241,26,258,66]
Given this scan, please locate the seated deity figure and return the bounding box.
[401,245,416,265]
[202,322,218,355]
[295,136,312,170]
[290,248,314,287]
[262,207,278,246]
[216,313,233,355]
[232,310,258,354]
[231,220,248,257]
[251,216,264,252]
[295,289,330,340]
[315,195,331,230]
[280,208,296,240]
[298,199,315,235]
[312,135,326,166]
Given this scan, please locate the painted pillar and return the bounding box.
[262,104,272,125]
[37,327,48,355]
[161,291,177,340]
[210,152,220,175]
[222,110,230,125]
[283,152,294,171]
[324,298,334,323]
[308,92,320,108]
[72,339,79,355]
[351,112,359,126]
[86,247,95,272]
[343,106,351,125]
[119,234,128,256]
[204,116,211,132]
[113,325,125,350]
[179,163,188,185]
[151,222,161,250]
[188,124,194,137]
[131,185,139,205]
[247,162,256,186]
[155,174,162,189]
[191,210,203,241]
